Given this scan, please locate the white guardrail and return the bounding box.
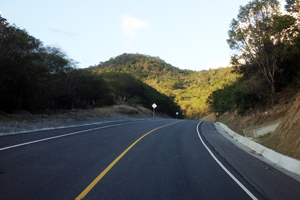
[217,123,300,176]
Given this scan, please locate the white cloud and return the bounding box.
[49,28,77,37]
[206,59,231,69]
[121,14,148,38]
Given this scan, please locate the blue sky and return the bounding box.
[0,0,280,71]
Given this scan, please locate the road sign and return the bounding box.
[152,103,157,118]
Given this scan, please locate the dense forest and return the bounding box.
[207,0,300,114]
[92,54,238,118]
[0,16,181,118]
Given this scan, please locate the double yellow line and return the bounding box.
[75,120,181,200]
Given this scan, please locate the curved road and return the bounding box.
[0,119,299,199]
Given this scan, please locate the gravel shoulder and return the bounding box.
[0,105,167,134]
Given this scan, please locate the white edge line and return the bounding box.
[0,121,146,151]
[196,122,258,200]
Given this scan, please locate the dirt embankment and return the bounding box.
[261,92,300,160]
[202,102,291,135]
[0,105,158,134]
[203,90,300,160]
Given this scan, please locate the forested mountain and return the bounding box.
[92,53,238,118]
[0,17,181,117]
[3,0,299,120]
[0,15,237,119]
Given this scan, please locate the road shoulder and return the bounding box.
[214,122,300,182]
[200,121,300,200]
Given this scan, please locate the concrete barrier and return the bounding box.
[278,156,300,175]
[243,119,282,138]
[262,148,281,164]
[249,141,257,150]
[238,136,245,143]
[254,143,266,155]
[242,138,251,147]
[217,122,300,176]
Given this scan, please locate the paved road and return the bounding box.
[0,119,299,199]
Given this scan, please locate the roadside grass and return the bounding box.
[223,120,230,126]
[92,104,153,116]
[200,113,216,122]
[0,104,154,133]
[258,132,272,142]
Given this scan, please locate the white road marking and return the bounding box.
[0,121,147,151]
[196,121,258,200]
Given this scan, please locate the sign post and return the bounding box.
[176,112,179,119]
[152,103,157,118]
[216,112,219,122]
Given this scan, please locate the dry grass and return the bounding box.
[215,100,292,135]
[52,105,153,118]
[214,90,300,160]
[200,113,216,122]
[93,105,153,116]
[261,92,300,160]
[0,104,154,133]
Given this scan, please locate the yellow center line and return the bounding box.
[75,120,182,200]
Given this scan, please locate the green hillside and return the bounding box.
[0,17,181,117]
[93,53,238,119]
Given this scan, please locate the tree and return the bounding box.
[0,16,77,112]
[0,16,43,111]
[101,72,143,104]
[285,0,300,13]
[227,0,296,104]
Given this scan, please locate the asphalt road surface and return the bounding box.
[0,119,300,200]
